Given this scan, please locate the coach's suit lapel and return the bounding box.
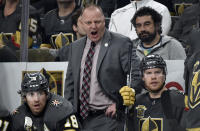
[74,37,87,88]
[96,29,111,74]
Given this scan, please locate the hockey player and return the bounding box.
[170,0,200,50]
[120,54,186,131]
[11,72,80,131]
[183,26,200,130]
[55,8,86,61]
[0,0,43,50]
[41,0,79,49]
[0,108,11,131]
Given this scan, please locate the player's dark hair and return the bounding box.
[131,7,162,34]
[72,8,82,26]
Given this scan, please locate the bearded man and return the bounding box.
[131,7,186,60]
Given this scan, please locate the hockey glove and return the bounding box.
[119,86,135,106]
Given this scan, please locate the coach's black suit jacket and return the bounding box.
[64,29,132,112]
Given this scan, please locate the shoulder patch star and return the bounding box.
[51,99,62,107]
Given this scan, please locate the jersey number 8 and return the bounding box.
[64,115,79,129]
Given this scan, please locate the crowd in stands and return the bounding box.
[0,0,199,62]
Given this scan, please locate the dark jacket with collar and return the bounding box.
[64,29,140,113]
[129,90,185,131]
[11,93,79,131]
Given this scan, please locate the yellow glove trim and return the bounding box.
[64,129,76,131]
[40,43,52,48]
[0,33,4,45]
[186,128,200,131]
[185,95,189,109]
[13,31,33,48]
[15,31,21,45]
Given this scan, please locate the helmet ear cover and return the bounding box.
[20,72,49,95]
[140,54,167,75]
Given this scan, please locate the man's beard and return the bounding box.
[138,30,156,44]
[146,82,165,93]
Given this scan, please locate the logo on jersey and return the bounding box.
[174,3,192,16]
[24,116,33,130]
[51,99,62,107]
[24,116,50,130]
[0,33,13,45]
[136,105,147,118]
[50,33,74,49]
[189,61,200,109]
[139,117,163,131]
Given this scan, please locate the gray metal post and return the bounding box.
[20,0,29,62]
